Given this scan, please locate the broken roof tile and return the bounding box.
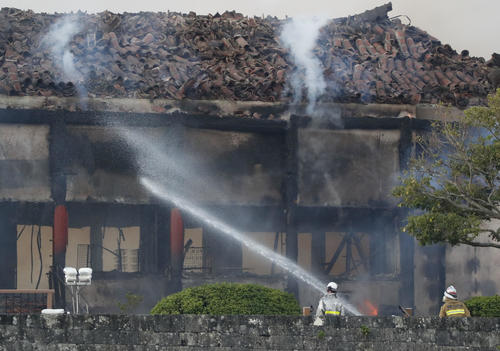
[0,3,495,109]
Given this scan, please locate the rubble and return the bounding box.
[0,4,495,109]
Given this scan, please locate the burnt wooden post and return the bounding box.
[397,117,415,310]
[156,205,171,275]
[311,230,325,276]
[0,204,17,288]
[49,117,68,309]
[284,116,299,297]
[170,208,184,291]
[90,224,103,271]
[204,226,242,274]
[139,205,158,273]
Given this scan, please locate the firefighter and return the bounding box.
[314,282,345,325]
[439,285,471,317]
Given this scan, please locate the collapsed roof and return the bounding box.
[0,3,496,110]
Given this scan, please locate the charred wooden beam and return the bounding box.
[49,118,68,309]
[295,206,400,232]
[0,204,17,288]
[90,225,103,272]
[345,234,353,274]
[66,202,142,228]
[270,232,281,275]
[181,205,285,232]
[0,108,433,133]
[352,233,368,270]
[0,109,287,134]
[203,227,242,274]
[284,116,299,297]
[324,235,347,275]
[397,117,415,310]
[156,205,171,275]
[294,115,429,131]
[49,118,68,205]
[11,202,53,226]
[369,214,393,275]
[311,231,325,277]
[139,206,158,273]
[335,2,392,26]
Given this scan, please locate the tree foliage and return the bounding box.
[150,283,301,315]
[393,89,500,249]
[465,295,500,317]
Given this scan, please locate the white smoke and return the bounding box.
[42,15,84,84]
[281,16,329,115]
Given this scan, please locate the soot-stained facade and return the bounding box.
[0,96,459,315]
[0,3,498,315]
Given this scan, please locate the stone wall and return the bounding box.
[1,314,499,350]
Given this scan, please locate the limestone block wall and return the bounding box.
[0,314,499,350]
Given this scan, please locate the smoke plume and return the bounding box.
[281,16,329,115]
[41,15,87,103]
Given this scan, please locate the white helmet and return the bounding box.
[327,282,338,292]
[444,285,457,300]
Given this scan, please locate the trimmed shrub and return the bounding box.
[151,283,300,315]
[465,295,500,317]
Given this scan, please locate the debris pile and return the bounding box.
[318,5,492,107]
[0,4,495,108]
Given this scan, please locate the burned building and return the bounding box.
[0,3,498,315]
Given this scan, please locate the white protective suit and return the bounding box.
[315,292,345,322]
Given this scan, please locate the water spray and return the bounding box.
[111,126,361,315]
[140,176,361,315]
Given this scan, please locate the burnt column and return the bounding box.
[139,205,158,273]
[90,225,103,271]
[204,227,242,274]
[398,222,415,309]
[397,118,415,310]
[156,205,171,275]
[49,118,68,309]
[311,230,325,277]
[284,116,299,297]
[170,208,184,289]
[370,213,392,275]
[0,204,17,288]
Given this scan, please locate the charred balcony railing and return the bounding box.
[77,244,140,273]
[0,289,54,314]
[183,247,212,273]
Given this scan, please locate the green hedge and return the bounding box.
[151,283,301,315]
[465,295,500,317]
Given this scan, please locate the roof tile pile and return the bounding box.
[0,3,495,108]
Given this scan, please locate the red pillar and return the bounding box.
[52,204,68,308]
[53,205,68,258]
[170,208,184,279]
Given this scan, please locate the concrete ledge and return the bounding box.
[0,315,498,350]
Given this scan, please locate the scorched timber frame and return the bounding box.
[0,106,432,309]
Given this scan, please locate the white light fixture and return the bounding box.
[63,266,92,314]
[78,268,92,285]
[63,267,78,285]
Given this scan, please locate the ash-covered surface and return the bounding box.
[0,3,496,108]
